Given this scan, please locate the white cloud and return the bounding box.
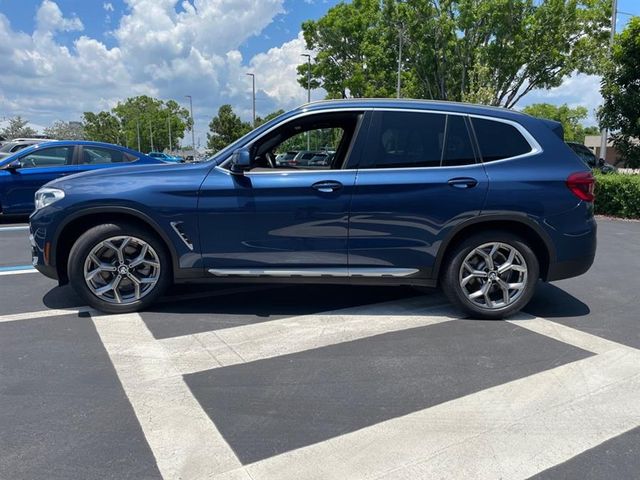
[519,73,603,125]
[35,0,84,35]
[0,1,604,150]
[249,31,324,111]
[0,0,322,147]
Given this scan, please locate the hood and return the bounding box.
[45,161,203,190]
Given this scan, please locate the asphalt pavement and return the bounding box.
[1,218,639,480]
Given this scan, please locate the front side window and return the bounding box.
[472,118,532,162]
[230,111,361,171]
[80,147,136,165]
[18,146,74,168]
[364,111,476,169]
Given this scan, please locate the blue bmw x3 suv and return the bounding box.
[29,100,596,319]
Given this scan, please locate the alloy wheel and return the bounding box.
[83,236,161,305]
[458,242,528,310]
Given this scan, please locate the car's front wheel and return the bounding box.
[68,223,171,313]
[441,231,539,319]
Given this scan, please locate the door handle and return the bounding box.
[312,180,343,193]
[447,177,478,189]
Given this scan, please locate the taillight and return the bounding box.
[566,171,595,202]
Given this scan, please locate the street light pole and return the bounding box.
[185,95,195,156]
[167,114,172,152]
[149,122,154,151]
[246,73,256,128]
[397,22,404,99]
[136,118,141,152]
[301,54,311,104]
[301,54,312,150]
[599,0,618,162]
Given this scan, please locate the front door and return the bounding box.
[198,111,368,276]
[348,110,489,280]
[1,145,77,215]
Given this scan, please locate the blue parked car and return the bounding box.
[0,141,167,215]
[29,100,596,318]
[147,151,185,163]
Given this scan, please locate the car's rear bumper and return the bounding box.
[546,254,595,281]
[544,208,597,281]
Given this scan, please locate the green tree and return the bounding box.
[599,17,640,167]
[256,109,285,127]
[300,0,610,107]
[112,96,191,152]
[1,116,37,140]
[82,111,122,144]
[43,120,85,140]
[83,96,191,152]
[522,103,597,143]
[207,105,252,153]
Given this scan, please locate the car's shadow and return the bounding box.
[523,281,591,318]
[42,280,590,321]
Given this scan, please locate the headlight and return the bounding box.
[34,187,65,211]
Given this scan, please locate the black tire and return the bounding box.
[441,230,539,320]
[68,223,171,313]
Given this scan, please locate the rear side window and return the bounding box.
[442,115,476,167]
[471,118,532,162]
[80,147,136,164]
[365,111,476,169]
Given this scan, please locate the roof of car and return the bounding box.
[1,141,147,161]
[295,98,531,122]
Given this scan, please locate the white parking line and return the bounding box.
[92,312,243,480]
[0,306,96,323]
[159,296,453,374]
[214,335,640,480]
[507,314,636,355]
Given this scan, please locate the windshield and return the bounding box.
[0,142,18,153]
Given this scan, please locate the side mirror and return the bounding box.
[4,159,22,172]
[230,147,252,175]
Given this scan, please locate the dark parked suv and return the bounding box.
[30,99,596,318]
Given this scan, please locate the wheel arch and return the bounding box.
[53,207,178,284]
[434,214,555,284]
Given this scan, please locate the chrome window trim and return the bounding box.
[214,106,542,175]
[466,113,542,164]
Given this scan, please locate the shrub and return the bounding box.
[594,173,640,218]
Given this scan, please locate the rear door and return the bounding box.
[1,145,77,214]
[348,109,489,280]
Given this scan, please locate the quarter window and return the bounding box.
[471,118,532,162]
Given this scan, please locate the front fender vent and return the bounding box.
[170,221,194,251]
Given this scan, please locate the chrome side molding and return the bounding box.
[207,267,419,278]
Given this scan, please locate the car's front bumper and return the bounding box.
[29,210,60,281]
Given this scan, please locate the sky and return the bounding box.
[0,0,637,147]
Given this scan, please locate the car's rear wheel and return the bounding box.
[441,231,539,319]
[68,223,171,313]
